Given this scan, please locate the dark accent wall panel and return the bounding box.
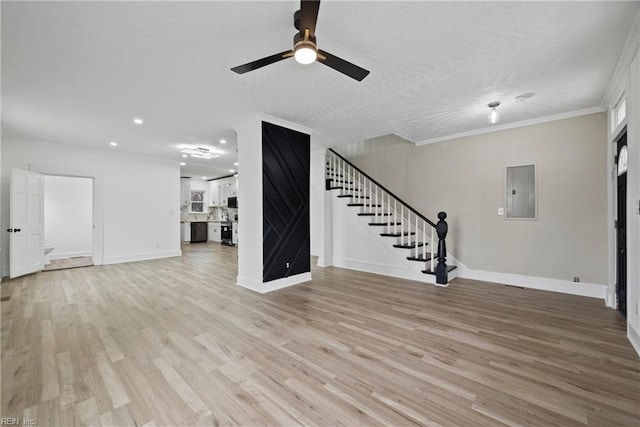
[262,121,310,282]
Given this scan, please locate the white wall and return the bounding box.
[44,175,93,259]
[336,113,608,288]
[2,136,181,273]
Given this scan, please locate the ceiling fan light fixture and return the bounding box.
[294,43,317,64]
[488,101,501,124]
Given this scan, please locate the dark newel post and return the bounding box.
[435,211,448,285]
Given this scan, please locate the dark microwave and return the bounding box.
[227,196,237,208]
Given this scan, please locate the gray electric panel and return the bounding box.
[506,165,536,219]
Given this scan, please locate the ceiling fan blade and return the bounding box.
[299,0,321,36]
[317,49,370,81]
[231,50,293,74]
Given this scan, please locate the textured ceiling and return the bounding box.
[2,1,638,178]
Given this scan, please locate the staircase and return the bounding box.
[325,149,457,285]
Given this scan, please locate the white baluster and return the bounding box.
[400,205,404,245]
[422,220,426,259]
[375,186,378,220]
[413,214,420,257]
[430,227,435,272]
[394,200,397,233]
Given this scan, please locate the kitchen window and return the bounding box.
[191,190,205,212]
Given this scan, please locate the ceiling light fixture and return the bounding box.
[182,154,188,158]
[219,139,227,144]
[488,101,500,124]
[109,141,118,147]
[180,146,221,159]
[233,162,239,166]
[229,169,235,173]
[180,162,186,166]
[294,29,318,65]
[133,118,144,125]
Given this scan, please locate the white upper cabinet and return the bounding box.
[208,176,238,206]
[208,181,220,206]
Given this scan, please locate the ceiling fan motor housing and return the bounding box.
[294,32,317,49]
[293,9,302,31]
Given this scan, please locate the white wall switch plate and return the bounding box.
[498,207,504,216]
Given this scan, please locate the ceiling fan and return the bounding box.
[231,0,369,81]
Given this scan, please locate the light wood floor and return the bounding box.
[43,257,94,272]
[1,243,639,426]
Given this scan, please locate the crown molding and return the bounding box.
[414,107,604,146]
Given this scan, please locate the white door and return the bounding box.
[10,169,45,278]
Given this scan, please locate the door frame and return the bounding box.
[613,129,628,316]
[606,86,629,309]
[43,174,96,264]
[28,164,104,266]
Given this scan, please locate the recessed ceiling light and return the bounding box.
[180,162,186,166]
[109,141,118,147]
[202,176,207,180]
[133,118,144,125]
[219,139,226,144]
[233,162,239,166]
[229,169,235,173]
[182,154,188,158]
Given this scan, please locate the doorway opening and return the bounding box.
[43,175,94,271]
[614,129,628,318]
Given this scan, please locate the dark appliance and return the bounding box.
[190,222,208,243]
[221,221,234,246]
[227,196,237,208]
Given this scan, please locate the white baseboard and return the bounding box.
[50,251,93,260]
[102,249,182,265]
[332,257,437,285]
[236,272,312,293]
[456,267,607,300]
[316,257,331,267]
[629,325,640,358]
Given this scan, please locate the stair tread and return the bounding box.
[347,203,382,207]
[380,232,416,237]
[328,186,343,190]
[357,213,391,216]
[337,194,370,198]
[369,222,401,226]
[422,265,457,274]
[393,242,427,248]
[407,254,435,262]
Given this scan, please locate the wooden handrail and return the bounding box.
[328,149,437,228]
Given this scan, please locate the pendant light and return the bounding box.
[488,101,500,124]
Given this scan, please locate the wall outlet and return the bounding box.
[498,207,504,216]
[286,262,290,268]
[573,277,580,283]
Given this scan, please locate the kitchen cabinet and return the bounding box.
[209,176,238,206]
[180,179,191,208]
[181,222,191,242]
[208,182,220,206]
[208,223,221,242]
